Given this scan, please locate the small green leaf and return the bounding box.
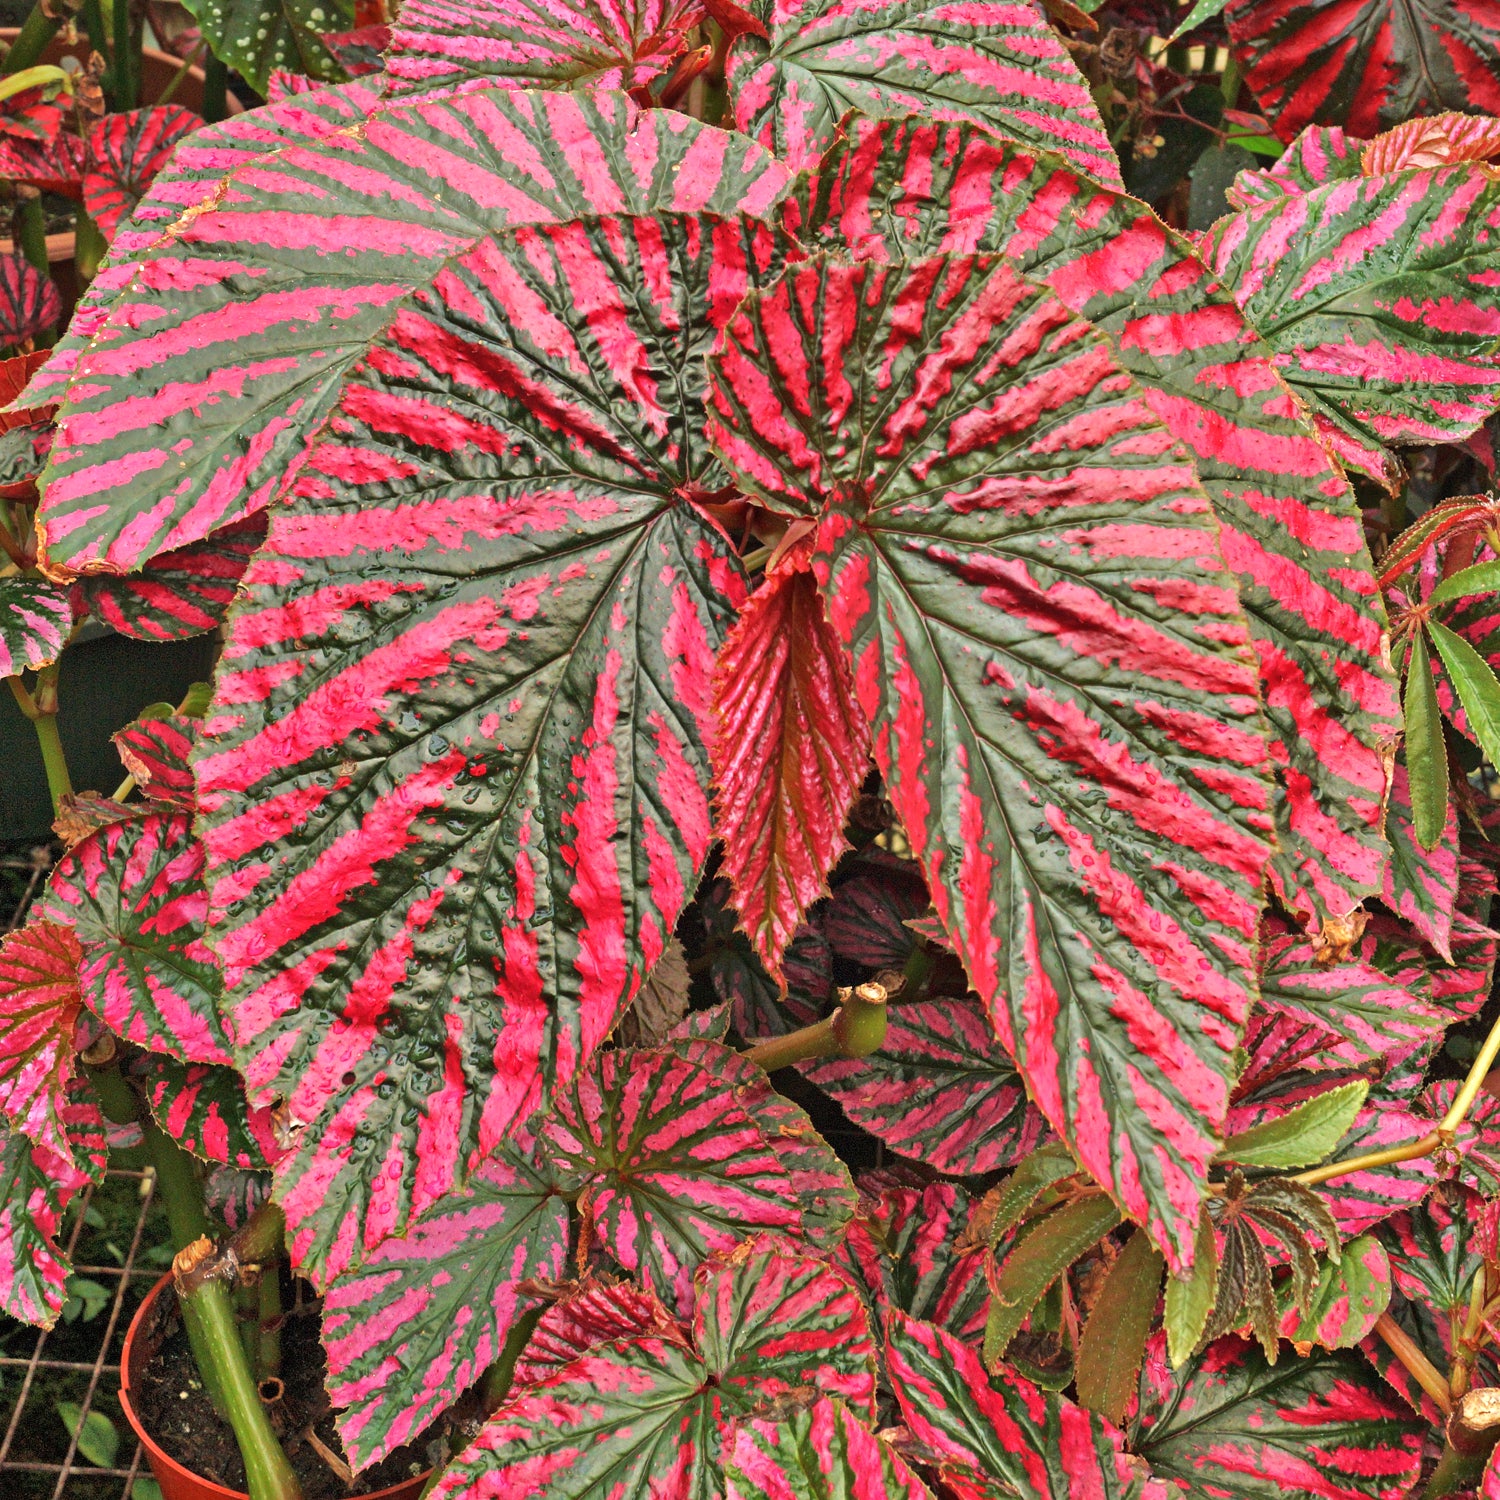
[61,1276,111,1324]
[984,1193,1122,1368]
[131,1482,163,1500]
[1226,133,1284,156]
[1074,1229,1164,1424]
[1429,619,1500,771]
[1167,0,1235,42]
[1165,1206,1218,1368]
[1427,559,1500,608]
[1217,1080,1368,1170]
[57,1402,119,1468]
[1404,631,1449,851]
[986,1141,1080,1250]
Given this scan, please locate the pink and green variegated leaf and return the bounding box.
[431,1241,874,1500]
[322,1143,571,1472]
[1381,764,1459,960]
[33,90,790,579]
[385,0,704,98]
[1227,125,1363,207]
[790,115,1396,945]
[1200,164,1500,486]
[37,810,233,1068]
[707,250,1275,1272]
[1362,113,1500,174]
[178,0,353,93]
[205,1164,271,1231]
[194,210,788,1288]
[128,1053,276,1169]
[804,998,1045,1176]
[821,851,929,970]
[1225,0,1500,143]
[1131,1332,1425,1499]
[738,1082,857,1254]
[1256,921,1448,1062]
[81,518,265,642]
[725,1399,932,1500]
[0,253,60,350]
[1277,1233,1391,1350]
[712,559,872,979]
[1419,1081,1500,1197]
[113,715,197,808]
[512,1280,689,1388]
[0,921,84,1165]
[537,1040,836,1311]
[726,0,1121,187]
[1378,1187,1483,1329]
[0,578,71,677]
[0,1125,78,1327]
[886,1311,1168,1500]
[1304,1092,1435,1240]
[82,106,200,243]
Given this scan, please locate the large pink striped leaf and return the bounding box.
[537,1039,853,1311]
[321,1143,571,1472]
[194,210,796,1288]
[512,1279,689,1388]
[178,0,353,93]
[726,0,1122,187]
[33,91,791,579]
[0,920,85,1166]
[385,0,705,98]
[790,115,1396,944]
[128,1053,277,1169]
[431,1241,875,1500]
[1225,0,1500,143]
[0,1124,82,1327]
[712,557,872,979]
[886,1311,1170,1499]
[804,998,1045,1176]
[725,1399,931,1500]
[37,810,233,1068]
[1130,1332,1425,1499]
[707,250,1276,1272]
[0,578,71,676]
[82,106,200,243]
[1200,164,1500,489]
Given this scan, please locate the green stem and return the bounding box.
[236,1277,261,1378]
[202,54,227,123]
[9,667,73,814]
[154,40,205,107]
[176,1263,303,1500]
[1219,53,1240,109]
[1425,1391,1500,1498]
[257,1263,282,1381]
[74,203,108,284]
[2,3,63,76]
[79,0,108,87]
[111,0,134,108]
[15,194,49,276]
[742,982,889,1071]
[479,1305,544,1413]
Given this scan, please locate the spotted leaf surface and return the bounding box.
[0,254,60,350]
[538,1040,841,1310]
[708,250,1274,1271]
[0,577,71,678]
[386,0,704,97]
[1381,764,1459,960]
[0,921,84,1166]
[792,115,1396,943]
[886,1312,1168,1499]
[725,1399,932,1500]
[431,1241,874,1500]
[179,0,353,93]
[82,107,200,243]
[1132,1333,1424,1499]
[193,209,798,1287]
[130,1054,277,1169]
[38,810,232,1068]
[323,1144,571,1472]
[804,998,1044,1176]
[113,715,197,808]
[1201,164,1500,487]
[1225,0,1500,143]
[726,0,1120,186]
[34,90,790,578]
[712,561,871,977]
[1276,1233,1391,1349]
[80,517,264,643]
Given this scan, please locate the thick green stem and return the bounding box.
[176,1246,303,1500]
[1426,1390,1500,1498]
[258,1264,282,1381]
[742,981,889,1071]
[202,54,227,123]
[9,668,72,814]
[2,4,63,76]
[15,194,49,275]
[479,1305,544,1413]
[1219,53,1240,108]
[111,0,135,108]
[79,0,108,84]
[74,203,107,284]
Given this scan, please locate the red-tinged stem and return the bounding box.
[1373,1312,1451,1416]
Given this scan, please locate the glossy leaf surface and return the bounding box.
[1277,1233,1390,1350]
[179,0,353,93]
[0,577,71,678]
[130,1053,277,1169]
[0,921,84,1164]
[708,250,1274,1271]
[0,1124,76,1326]
[113,715,197,807]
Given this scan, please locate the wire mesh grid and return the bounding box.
[0,1168,162,1500]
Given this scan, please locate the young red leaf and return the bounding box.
[1226,0,1500,142]
[112,714,196,807]
[128,1054,277,1169]
[820,851,929,969]
[712,561,872,978]
[0,126,84,197]
[708,251,1275,1272]
[886,1310,1171,1499]
[1382,762,1459,959]
[385,0,705,98]
[82,106,199,243]
[430,1241,875,1499]
[792,114,1396,952]
[38,810,233,1068]
[1363,111,1500,173]
[1131,1332,1425,1499]
[726,0,1122,186]
[0,253,60,350]
[0,920,85,1165]
[803,998,1045,1176]
[322,1143,571,1472]
[0,577,71,678]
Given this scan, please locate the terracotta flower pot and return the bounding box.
[120,1271,431,1500]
